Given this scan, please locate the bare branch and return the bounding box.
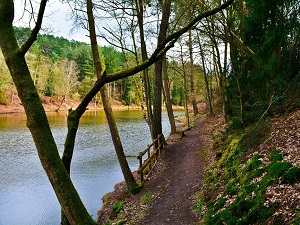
[20,0,48,55]
[72,0,235,117]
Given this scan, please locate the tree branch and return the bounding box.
[20,0,47,55]
[72,0,234,117]
[156,0,234,55]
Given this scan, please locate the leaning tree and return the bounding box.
[0,0,234,224]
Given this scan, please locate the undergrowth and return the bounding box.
[194,119,300,224]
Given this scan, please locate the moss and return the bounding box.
[102,193,112,208]
[259,161,292,186]
[140,192,152,205]
[112,201,126,216]
[214,197,226,211]
[225,178,238,195]
[243,154,263,172]
[269,149,283,162]
[129,183,144,194]
[192,200,205,213]
[215,137,242,170]
[195,119,296,225]
[266,161,292,178]
[281,167,300,185]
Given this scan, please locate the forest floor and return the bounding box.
[97,107,225,225]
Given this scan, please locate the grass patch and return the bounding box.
[112,201,126,216]
[140,192,152,205]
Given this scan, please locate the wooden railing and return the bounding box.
[137,134,164,182]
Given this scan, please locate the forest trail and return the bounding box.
[97,112,221,224]
[139,115,213,225]
[140,116,213,225]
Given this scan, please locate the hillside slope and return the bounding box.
[96,109,300,225]
[195,109,300,224]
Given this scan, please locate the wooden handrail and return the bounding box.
[136,134,164,182]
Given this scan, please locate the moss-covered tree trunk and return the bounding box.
[0,1,97,224]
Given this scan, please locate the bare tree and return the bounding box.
[0,0,234,224]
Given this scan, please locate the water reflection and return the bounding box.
[0,110,183,225]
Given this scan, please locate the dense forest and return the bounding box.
[0,0,299,224]
[0,27,199,108]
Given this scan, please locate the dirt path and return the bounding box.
[98,114,219,224]
[139,116,213,225]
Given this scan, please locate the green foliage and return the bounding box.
[225,0,300,123]
[8,26,187,106]
[281,167,300,185]
[195,120,300,225]
[129,183,144,194]
[0,87,7,105]
[171,86,183,106]
[269,149,283,162]
[140,192,152,205]
[122,78,132,106]
[112,201,126,216]
[72,92,81,101]
[78,77,96,98]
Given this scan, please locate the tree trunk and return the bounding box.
[222,41,228,123]
[100,86,139,193]
[188,30,198,116]
[0,2,97,224]
[162,55,176,134]
[153,0,172,140]
[180,44,190,127]
[230,42,244,125]
[199,42,214,115]
[136,0,154,138]
[87,0,138,193]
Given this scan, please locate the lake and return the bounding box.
[0,109,183,225]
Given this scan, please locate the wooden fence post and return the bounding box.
[138,152,143,182]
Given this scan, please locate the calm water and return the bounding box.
[0,110,183,225]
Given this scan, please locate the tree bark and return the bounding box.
[162,55,176,134]
[199,39,214,115]
[86,0,138,194]
[100,86,139,192]
[136,0,154,138]
[180,44,190,127]
[0,0,235,223]
[153,0,172,141]
[0,1,97,224]
[188,30,198,116]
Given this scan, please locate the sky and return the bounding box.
[13,0,91,43]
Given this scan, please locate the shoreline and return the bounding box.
[0,94,184,115]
